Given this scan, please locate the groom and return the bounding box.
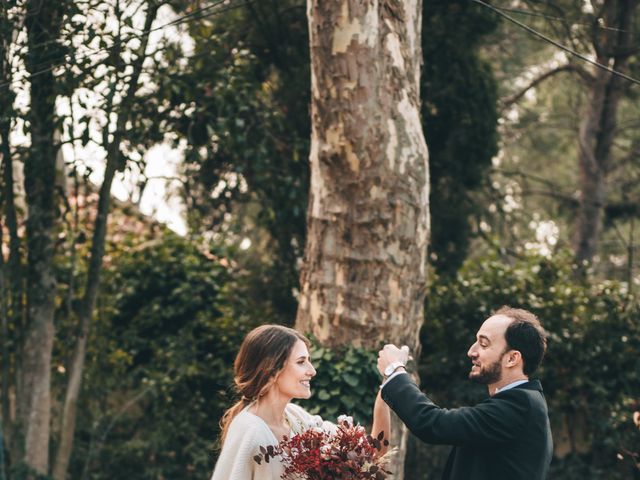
[378,306,553,480]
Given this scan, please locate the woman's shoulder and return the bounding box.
[231,409,259,425]
[226,410,273,444]
[212,411,280,480]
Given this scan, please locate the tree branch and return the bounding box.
[496,167,569,192]
[521,188,579,207]
[605,201,640,221]
[501,64,594,109]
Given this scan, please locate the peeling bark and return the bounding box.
[298,1,429,478]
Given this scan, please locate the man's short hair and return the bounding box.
[494,306,548,376]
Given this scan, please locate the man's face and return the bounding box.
[467,315,512,385]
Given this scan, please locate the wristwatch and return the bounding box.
[384,361,406,377]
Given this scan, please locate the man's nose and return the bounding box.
[467,344,477,358]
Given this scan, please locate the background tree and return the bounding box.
[0,1,21,466]
[572,0,639,264]
[53,2,162,477]
[20,0,66,473]
[481,0,640,277]
[0,0,177,476]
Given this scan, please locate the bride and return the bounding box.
[210,324,391,479]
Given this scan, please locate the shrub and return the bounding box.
[416,251,640,479]
[73,235,257,479]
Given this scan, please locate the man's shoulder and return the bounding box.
[515,379,544,392]
[495,380,543,398]
[492,380,548,412]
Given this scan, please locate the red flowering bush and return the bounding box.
[254,416,393,479]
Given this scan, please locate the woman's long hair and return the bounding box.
[219,325,309,444]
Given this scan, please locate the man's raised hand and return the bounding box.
[377,344,410,376]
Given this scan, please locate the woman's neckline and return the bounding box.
[243,403,293,441]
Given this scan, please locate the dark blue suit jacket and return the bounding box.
[381,375,553,480]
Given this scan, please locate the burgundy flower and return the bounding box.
[254,418,393,479]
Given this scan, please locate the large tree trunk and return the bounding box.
[20,0,64,474]
[298,1,429,478]
[52,5,159,478]
[573,0,635,263]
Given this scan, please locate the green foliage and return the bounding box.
[8,464,52,480]
[299,341,381,427]
[423,0,499,275]
[71,234,258,480]
[76,228,384,478]
[154,0,503,322]
[480,1,640,277]
[153,1,311,321]
[419,251,640,479]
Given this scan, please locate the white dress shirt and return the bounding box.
[494,379,528,395]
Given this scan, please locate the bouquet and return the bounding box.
[254,416,393,480]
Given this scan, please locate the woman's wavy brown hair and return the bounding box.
[218,324,309,444]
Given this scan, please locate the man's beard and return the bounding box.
[469,357,503,385]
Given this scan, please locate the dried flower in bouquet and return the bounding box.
[254,415,394,479]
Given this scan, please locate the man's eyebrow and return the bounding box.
[478,334,491,343]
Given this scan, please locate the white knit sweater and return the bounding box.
[210,403,335,480]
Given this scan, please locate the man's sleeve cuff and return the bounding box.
[379,370,408,389]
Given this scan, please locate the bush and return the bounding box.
[414,251,640,479]
[73,234,259,479]
[74,241,639,480]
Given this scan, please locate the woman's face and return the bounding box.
[274,339,316,399]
